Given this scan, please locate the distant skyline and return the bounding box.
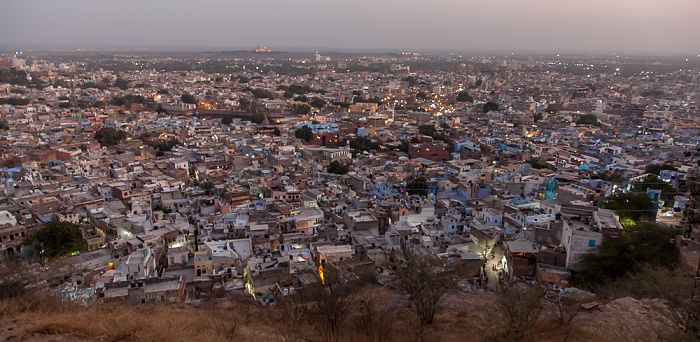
[1,0,699,54]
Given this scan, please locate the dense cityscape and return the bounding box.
[1,48,700,341]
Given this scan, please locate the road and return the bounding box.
[482,245,505,290]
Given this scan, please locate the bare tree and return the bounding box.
[354,293,394,342]
[274,292,313,342]
[548,292,589,341]
[392,250,460,327]
[308,266,358,342]
[491,282,545,340]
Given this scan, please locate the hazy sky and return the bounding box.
[1,0,698,53]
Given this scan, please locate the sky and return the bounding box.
[1,0,699,54]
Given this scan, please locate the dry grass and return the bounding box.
[0,294,273,342]
[0,287,670,342]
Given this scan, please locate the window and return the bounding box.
[588,240,596,247]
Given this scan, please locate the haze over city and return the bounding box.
[3,1,700,341]
[1,0,699,54]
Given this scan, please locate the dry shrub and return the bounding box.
[2,298,271,342]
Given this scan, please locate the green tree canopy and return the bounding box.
[114,78,128,90]
[456,91,473,103]
[292,103,311,115]
[591,171,626,185]
[181,93,196,104]
[295,125,313,142]
[0,98,30,106]
[250,88,273,99]
[94,127,128,147]
[546,103,561,114]
[28,219,86,259]
[406,177,428,196]
[349,136,381,151]
[221,116,233,125]
[644,164,678,176]
[310,97,326,108]
[327,160,349,175]
[533,113,543,123]
[602,192,655,221]
[575,223,681,289]
[632,175,678,203]
[250,112,265,124]
[111,94,146,106]
[576,113,598,126]
[483,101,499,113]
[238,98,251,111]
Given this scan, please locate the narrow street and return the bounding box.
[482,245,505,290]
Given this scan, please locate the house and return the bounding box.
[504,241,538,278]
[101,276,187,304]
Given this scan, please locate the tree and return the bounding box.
[307,267,358,342]
[533,112,543,123]
[591,171,626,185]
[575,223,681,288]
[310,97,326,108]
[0,98,30,106]
[94,127,128,147]
[392,250,459,327]
[546,103,561,114]
[576,113,598,126]
[294,95,309,103]
[199,181,215,195]
[483,101,499,113]
[181,93,197,104]
[156,138,180,152]
[527,159,551,170]
[601,192,655,221]
[295,125,313,142]
[456,91,473,103]
[406,177,428,196]
[645,163,678,176]
[398,141,410,153]
[53,79,68,88]
[292,103,311,115]
[250,88,273,99]
[156,103,167,114]
[327,161,349,175]
[349,137,381,151]
[632,175,678,203]
[221,116,233,125]
[354,293,394,342]
[418,124,437,136]
[403,76,418,87]
[114,78,128,90]
[488,283,545,341]
[111,94,146,106]
[250,112,265,124]
[27,219,86,259]
[238,98,251,111]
